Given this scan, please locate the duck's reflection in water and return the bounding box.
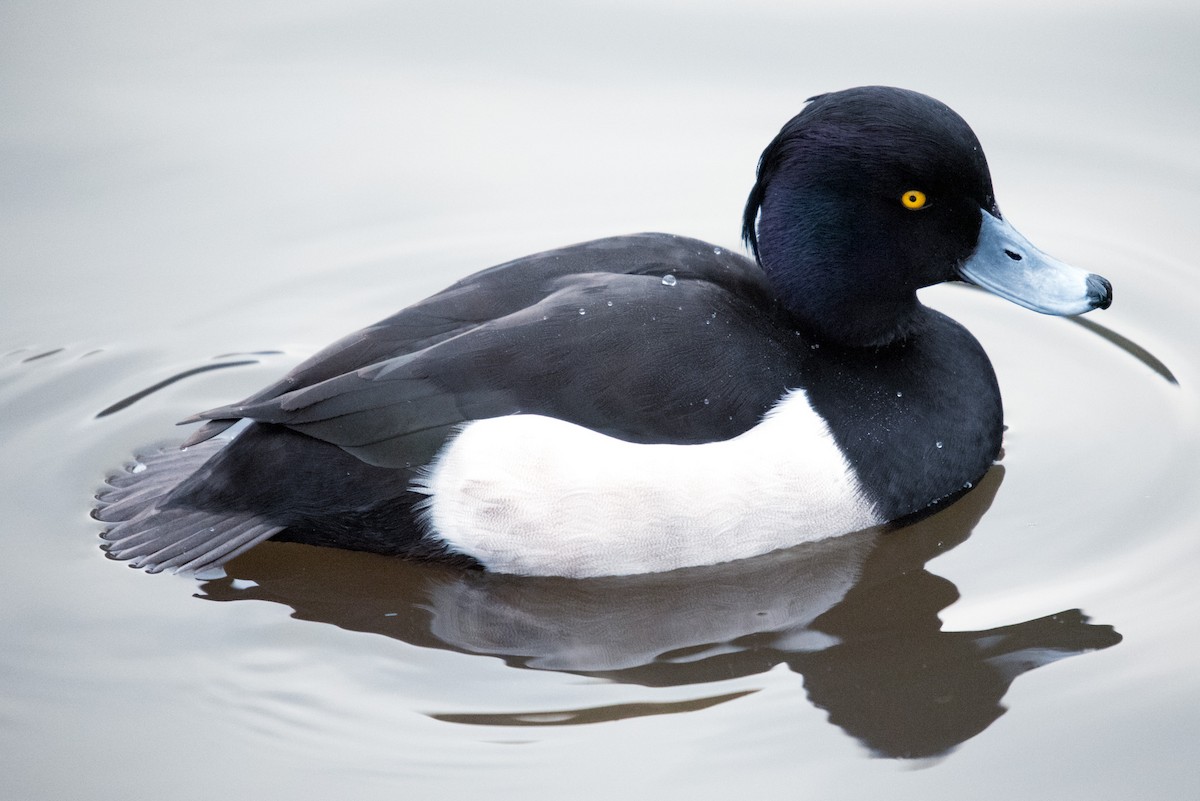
[200,466,1120,759]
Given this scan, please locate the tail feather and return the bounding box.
[93,483,167,522]
[95,440,283,575]
[143,515,265,573]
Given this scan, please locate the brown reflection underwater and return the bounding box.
[198,465,1120,759]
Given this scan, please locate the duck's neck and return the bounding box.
[760,248,923,349]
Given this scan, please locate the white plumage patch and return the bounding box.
[412,390,882,577]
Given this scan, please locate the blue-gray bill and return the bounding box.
[959,210,1112,315]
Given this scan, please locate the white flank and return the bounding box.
[412,391,882,577]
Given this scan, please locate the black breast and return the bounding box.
[799,307,1003,521]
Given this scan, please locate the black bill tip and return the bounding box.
[1086,274,1113,310]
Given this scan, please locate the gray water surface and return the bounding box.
[3,2,1199,799]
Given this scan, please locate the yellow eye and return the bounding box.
[901,190,927,210]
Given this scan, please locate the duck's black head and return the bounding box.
[743,86,1110,347]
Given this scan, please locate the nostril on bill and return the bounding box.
[1004,249,1023,261]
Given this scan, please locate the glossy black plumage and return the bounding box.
[746,87,995,347]
[187,235,803,464]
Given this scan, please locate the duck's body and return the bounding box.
[96,87,1111,578]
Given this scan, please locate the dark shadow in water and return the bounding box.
[95,361,259,417]
[94,352,285,418]
[20,347,65,363]
[1068,315,1178,385]
[198,466,1120,760]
